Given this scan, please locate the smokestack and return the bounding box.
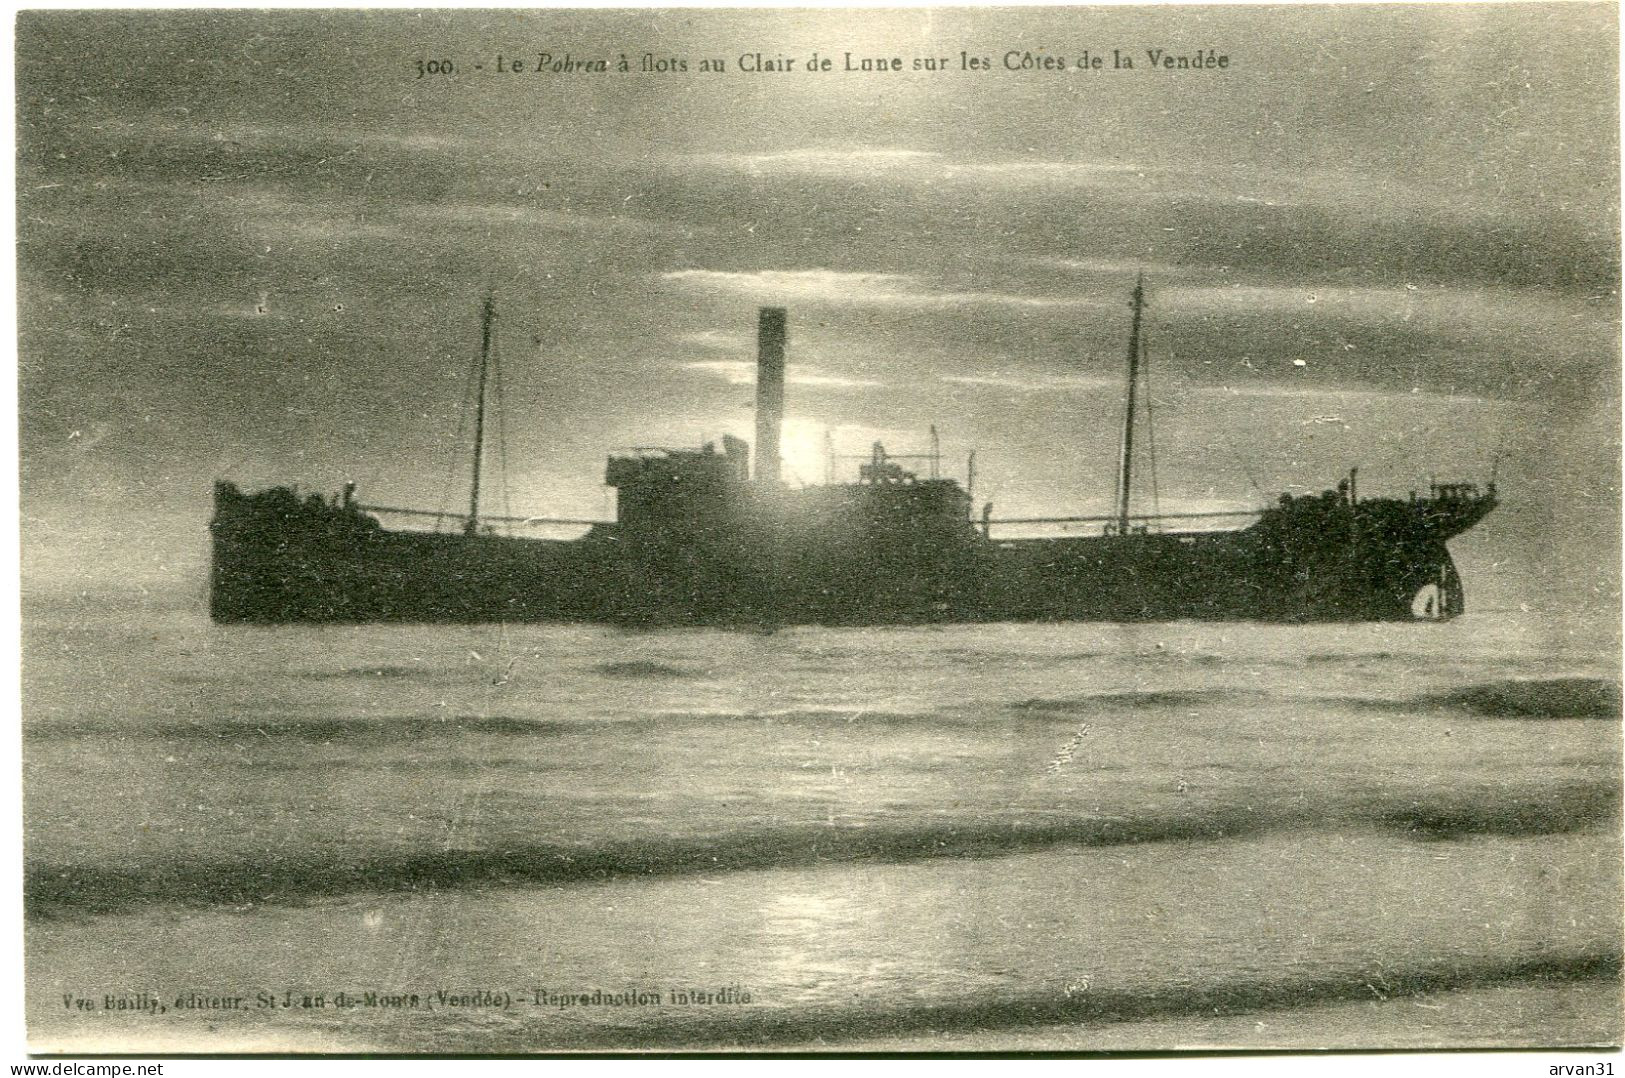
[754,307,787,484]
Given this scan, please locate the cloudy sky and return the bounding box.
[16,6,1620,610]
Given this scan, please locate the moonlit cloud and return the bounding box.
[1158,283,1600,332]
[1153,282,1618,372]
[684,146,1146,190]
[663,268,916,300]
[680,360,881,390]
[681,143,1526,228]
[90,115,490,158]
[395,202,670,236]
[684,147,942,176]
[943,373,1120,393]
[1021,257,1174,277]
[676,330,745,351]
[1192,383,1501,407]
[661,268,1102,310]
[942,159,1144,184]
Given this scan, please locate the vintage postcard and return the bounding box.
[16,3,1622,1056]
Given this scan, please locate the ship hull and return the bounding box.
[210,483,1492,626]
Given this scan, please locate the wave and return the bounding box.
[931,648,1110,665]
[23,806,1277,919]
[1013,690,1259,712]
[149,715,571,743]
[22,676,1620,747]
[1413,678,1621,720]
[1012,677,1621,721]
[1368,782,1621,839]
[593,661,703,679]
[26,782,1617,919]
[1304,650,1404,665]
[474,951,1623,1050]
[298,665,434,681]
[23,708,963,744]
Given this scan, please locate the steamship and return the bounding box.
[209,281,1498,625]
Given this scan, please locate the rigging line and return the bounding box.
[1222,409,1268,502]
[442,340,481,531]
[1142,332,1161,529]
[434,328,483,533]
[491,323,515,537]
[1111,388,1125,531]
[357,426,388,502]
[1243,461,1267,500]
[346,418,386,504]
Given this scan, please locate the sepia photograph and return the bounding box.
[15,3,1623,1056]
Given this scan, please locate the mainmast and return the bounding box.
[1115,274,1145,536]
[465,296,496,537]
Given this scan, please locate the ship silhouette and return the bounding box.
[210,280,1498,625]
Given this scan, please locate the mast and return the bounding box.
[465,295,496,537]
[1115,274,1145,536]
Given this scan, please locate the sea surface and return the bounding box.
[21,598,1624,1053]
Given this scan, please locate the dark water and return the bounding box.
[22,600,1622,1051]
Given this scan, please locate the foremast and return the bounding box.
[1114,273,1146,535]
[465,295,496,537]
